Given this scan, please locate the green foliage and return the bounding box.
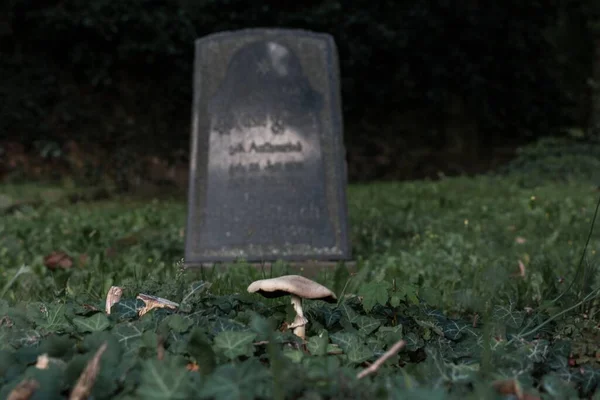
[0,285,597,398]
[3,165,600,396]
[496,137,600,187]
[1,0,576,153]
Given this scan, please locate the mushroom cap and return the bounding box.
[247,275,337,303]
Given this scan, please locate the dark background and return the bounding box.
[1,0,599,190]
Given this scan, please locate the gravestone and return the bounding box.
[184,28,351,267]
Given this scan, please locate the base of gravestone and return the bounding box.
[183,260,357,279]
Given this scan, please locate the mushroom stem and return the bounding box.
[288,294,308,339]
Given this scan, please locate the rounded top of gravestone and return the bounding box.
[247,275,337,303]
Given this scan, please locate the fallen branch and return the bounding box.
[69,342,107,400]
[7,379,39,400]
[157,335,165,361]
[356,339,406,379]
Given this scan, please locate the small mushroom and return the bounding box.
[247,275,337,339]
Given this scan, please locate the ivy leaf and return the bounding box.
[37,303,70,333]
[540,373,580,398]
[187,327,216,375]
[354,316,381,337]
[165,314,193,334]
[307,330,329,356]
[577,365,600,397]
[73,313,110,333]
[442,320,469,341]
[283,348,304,363]
[213,331,257,360]
[330,331,361,353]
[339,302,359,322]
[111,299,145,320]
[180,280,212,306]
[404,332,425,352]
[0,365,64,400]
[211,318,246,334]
[321,307,342,328]
[199,359,270,400]
[415,318,444,338]
[397,283,419,305]
[377,325,403,347]
[347,344,374,365]
[113,321,145,355]
[524,340,550,363]
[492,304,524,329]
[358,281,391,312]
[136,356,193,400]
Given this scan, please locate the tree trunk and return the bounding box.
[588,36,600,137]
[444,93,480,173]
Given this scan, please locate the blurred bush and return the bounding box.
[496,136,600,187]
[0,0,597,181]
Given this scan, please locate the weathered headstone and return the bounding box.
[184,28,351,266]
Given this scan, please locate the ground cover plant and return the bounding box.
[2,141,600,398]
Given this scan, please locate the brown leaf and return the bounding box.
[492,379,521,396]
[105,286,123,314]
[186,362,199,372]
[105,235,139,259]
[518,259,526,277]
[157,335,165,361]
[7,379,39,400]
[0,316,13,328]
[44,251,73,270]
[515,236,527,244]
[69,342,107,400]
[77,254,89,267]
[35,354,66,370]
[511,260,526,278]
[491,379,540,400]
[35,354,50,369]
[137,293,179,317]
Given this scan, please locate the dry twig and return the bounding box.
[157,335,165,361]
[69,342,107,400]
[356,339,406,379]
[7,379,39,400]
[492,379,540,400]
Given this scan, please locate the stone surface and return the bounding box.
[185,28,350,264]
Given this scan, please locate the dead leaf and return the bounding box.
[186,362,199,372]
[157,335,165,361]
[35,354,66,370]
[78,254,89,267]
[44,251,73,270]
[491,379,540,400]
[137,293,179,317]
[515,236,527,244]
[105,235,139,258]
[35,354,50,369]
[0,316,13,328]
[511,260,526,278]
[492,379,522,397]
[105,286,123,314]
[7,379,39,400]
[69,342,107,400]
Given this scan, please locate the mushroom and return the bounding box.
[247,275,337,339]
